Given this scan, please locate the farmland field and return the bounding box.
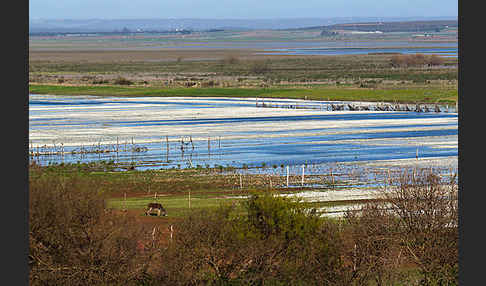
[28,28,458,209]
[28,23,459,285]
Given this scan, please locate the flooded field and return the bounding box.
[29,94,457,179]
[260,46,458,57]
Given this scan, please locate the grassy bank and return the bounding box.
[29,83,457,104]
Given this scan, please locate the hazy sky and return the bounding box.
[29,0,457,19]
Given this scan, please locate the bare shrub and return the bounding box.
[427,54,445,66]
[81,75,96,82]
[390,54,406,67]
[343,203,406,286]
[411,53,427,66]
[384,169,458,285]
[113,76,133,85]
[250,60,271,74]
[349,169,458,285]
[92,78,109,84]
[359,79,379,88]
[391,54,446,68]
[222,54,240,65]
[200,80,216,87]
[29,174,155,285]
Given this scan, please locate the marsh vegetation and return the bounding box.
[29,163,458,285]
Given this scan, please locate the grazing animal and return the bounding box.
[145,203,167,217]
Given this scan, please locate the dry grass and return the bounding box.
[28,48,297,63]
[29,49,457,94]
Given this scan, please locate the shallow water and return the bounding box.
[259,46,458,57]
[29,94,457,178]
[148,40,457,51]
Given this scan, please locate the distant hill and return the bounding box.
[316,20,457,33]
[29,17,457,34]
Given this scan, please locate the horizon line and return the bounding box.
[29,16,458,21]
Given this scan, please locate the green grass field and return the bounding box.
[29,83,457,104]
[106,194,241,217]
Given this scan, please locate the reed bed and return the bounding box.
[29,139,148,157]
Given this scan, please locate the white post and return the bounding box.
[239,173,243,189]
[166,135,169,162]
[301,164,305,186]
[188,191,191,208]
[286,166,289,187]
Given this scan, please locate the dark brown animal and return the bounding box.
[145,203,167,216]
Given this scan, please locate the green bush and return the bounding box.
[152,193,345,285]
[243,192,320,240]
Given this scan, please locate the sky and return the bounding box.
[29,0,457,20]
